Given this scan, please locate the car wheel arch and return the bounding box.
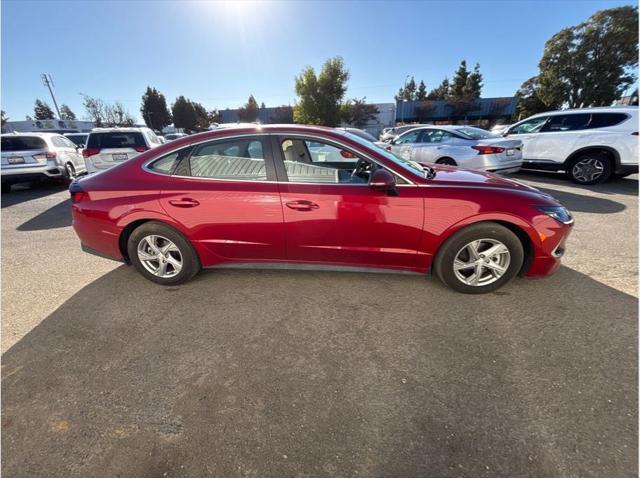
[564,146,619,170]
[118,218,197,265]
[432,217,535,276]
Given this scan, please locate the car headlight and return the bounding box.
[536,206,574,225]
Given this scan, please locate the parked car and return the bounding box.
[83,127,162,173]
[71,124,573,294]
[379,124,424,142]
[1,132,87,192]
[64,133,89,148]
[504,107,638,184]
[158,135,167,144]
[386,125,523,174]
[336,127,378,143]
[164,133,188,141]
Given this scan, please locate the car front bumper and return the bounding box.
[525,215,573,278]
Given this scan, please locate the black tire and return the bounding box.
[612,173,633,179]
[433,222,524,294]
[2,183,11,194]
[127,221,201,285]
[64,163,76,184]
[436,157,457,166]
[567,152,611,185]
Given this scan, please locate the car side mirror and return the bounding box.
[369,169,397,193]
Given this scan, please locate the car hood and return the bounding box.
[422,164,558,201]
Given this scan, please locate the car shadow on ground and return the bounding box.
[2,265,637,476]
[16,198,71,231]
[532,186,626,214]
[515,170,639,197]
[1,182,68,208]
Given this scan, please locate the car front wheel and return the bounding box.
[127,221,201,285]
[434,222,524,294]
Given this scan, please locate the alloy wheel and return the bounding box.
[137,235,183,278]
[572,157,604,183]
[453,238,511,287]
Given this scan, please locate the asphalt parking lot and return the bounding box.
[1,172,637,477]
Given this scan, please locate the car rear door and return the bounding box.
[272,135,425,269]
[157,135,286,263]
[534,113,591,162]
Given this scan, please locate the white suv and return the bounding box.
[504,107,638,184]
[83,127,162,173]
[1,132,87,193]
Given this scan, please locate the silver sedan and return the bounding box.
[384,125,523,174]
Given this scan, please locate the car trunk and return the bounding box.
[478,138,523,161]
[1,137,50,169]
[87,132,147,166]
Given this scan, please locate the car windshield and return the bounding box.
[455,127,498,140]
[342,131,430,178]
[1,136,47,151]
[87,132,145,149]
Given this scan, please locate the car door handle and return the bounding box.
[168,197,200,208]
[285,200,319,211]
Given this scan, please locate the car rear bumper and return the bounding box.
[72,205,124,261]
[1,163,64,183]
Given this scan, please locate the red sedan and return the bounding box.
[70,125,573,294]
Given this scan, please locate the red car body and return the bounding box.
[71,125,572,279]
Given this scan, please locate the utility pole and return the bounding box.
[41,74,61,119]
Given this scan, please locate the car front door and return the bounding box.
[273,135,425,269]
[157,135,286,262]
[389,128,422,159]
[504,116,549,160]
[409,129,456,163]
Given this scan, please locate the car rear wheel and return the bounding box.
[64,163,76,183]
[127,221,201,285]
[434,222,523,294]
[568,153,611,185]
[436,157,457,166]
[2,183,11,194]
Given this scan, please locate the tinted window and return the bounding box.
[541,114,590,132]
[1,136,47,151]
[87,132,146,149]
[395,129,421,144]
[189,138,267,180]
[65,135,87,147]
[421,130,455,143]
[508,117,548,135]
[588,113,629,128]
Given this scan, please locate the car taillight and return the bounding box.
[472,145,505,155]
[83,148,100,158]
[134,146,149,153]
[32,152,57,160]
[69,181,87,203]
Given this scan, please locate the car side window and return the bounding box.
[588,113,629,129]
[421,130,454,144]
[189,138,268,181]
[540,114,590,132]
[280,138,369,184]
[149,152,180,175]
[394,130,421,144]
[508,117,548,135]
[51,136,69,148]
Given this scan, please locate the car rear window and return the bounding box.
[1,136,47,151]
[588,113,629,128]
[87,132,146,149]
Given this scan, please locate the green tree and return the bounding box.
[140,86,172,132]
[395,76,417,101]
[294,56,350,126]
[416,80,427,101]
[449,61,470,99]
[515,76,557,119]
[34,99,55,120]
[171,96,198,132]
[427,78,450,100]
[1,110,7,127]
[260,102,266,109]
[238,95,259,122]
[208,109,221,125]
[192,101,210,131]
[59,104,76,120]
[341,97,379,128]
[463,63,483,99]
[537,5,638,107]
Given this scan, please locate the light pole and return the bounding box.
[399,75,410,124]
[41,74,61,119]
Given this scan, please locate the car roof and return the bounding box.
[89,127,151,133]
[528,106,638,118]
[1,132,62,138]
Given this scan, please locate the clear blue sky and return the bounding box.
[1,0,635,123]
